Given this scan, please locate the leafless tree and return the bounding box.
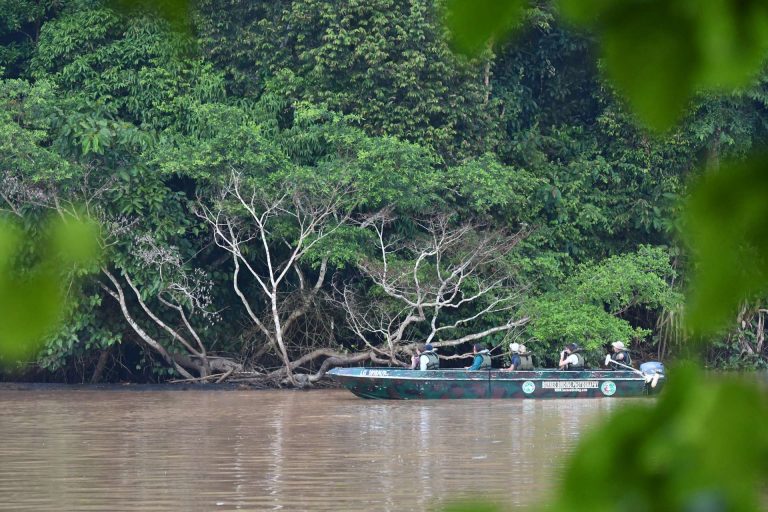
[337,211,529,367]
[197,171,352,385]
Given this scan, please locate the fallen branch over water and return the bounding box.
[168,373,230,384]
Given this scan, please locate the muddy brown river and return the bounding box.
[0,387,643,511]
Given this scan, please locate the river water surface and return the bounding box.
[0,387,644,511]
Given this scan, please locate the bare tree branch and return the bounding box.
[340,214,528,365]
[196,171,353,385]
[99,268,195,379]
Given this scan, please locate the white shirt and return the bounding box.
[419,354,431,371]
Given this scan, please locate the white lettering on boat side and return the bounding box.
[541,381,598,392]
[364,369,390,377]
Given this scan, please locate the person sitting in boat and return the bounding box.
[502,342,534,371]
[604,341,632,369]
[517,344,535,370]
[466,343,492,370]
[410,343,440,370]
[558,343,585,370]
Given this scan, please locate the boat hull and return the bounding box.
[327,367,664,399]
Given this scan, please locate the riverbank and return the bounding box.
[0,380,342,392]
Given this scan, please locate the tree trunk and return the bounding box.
[100,268,195,380]
[707,128,721,173]
[90,346,112,384]
[271,293,295,385]
[483,40,493,104]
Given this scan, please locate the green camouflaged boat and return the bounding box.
[327,367,664,399]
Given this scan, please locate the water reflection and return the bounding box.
[0,388,637,511]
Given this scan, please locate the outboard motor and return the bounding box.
[640,361,665,388]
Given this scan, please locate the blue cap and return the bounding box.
[425,343,434,351]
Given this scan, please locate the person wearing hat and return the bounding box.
[517,344,534,370]
[502,342,534,371]
[605,341,632,369]
[410,343,440,370]
[466,343,492,371]
[558,343,585,370]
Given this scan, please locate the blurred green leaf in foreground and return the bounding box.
[0,217,99,366]
[446,0,768,130]
[551,366,768,512]
[445,0,526,55]
[106,0,193,30]
[444,2,768,512]
[684,155,768,333]
[445,367,768,512]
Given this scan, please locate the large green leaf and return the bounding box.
[551,366,768,512]
[446,0,768,130]
[107,0,192,28]
[0,217,100,367]
[684,155,768,333]
[444,0,526,54]
[560,0,768,130]
[599,6,697,130]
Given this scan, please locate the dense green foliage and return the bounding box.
[1,0,767,381]
[525,246,681,365]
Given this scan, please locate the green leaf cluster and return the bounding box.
[524,246,681,361]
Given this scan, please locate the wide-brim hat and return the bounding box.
[611,341,625,350]
[509,342,520,353]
